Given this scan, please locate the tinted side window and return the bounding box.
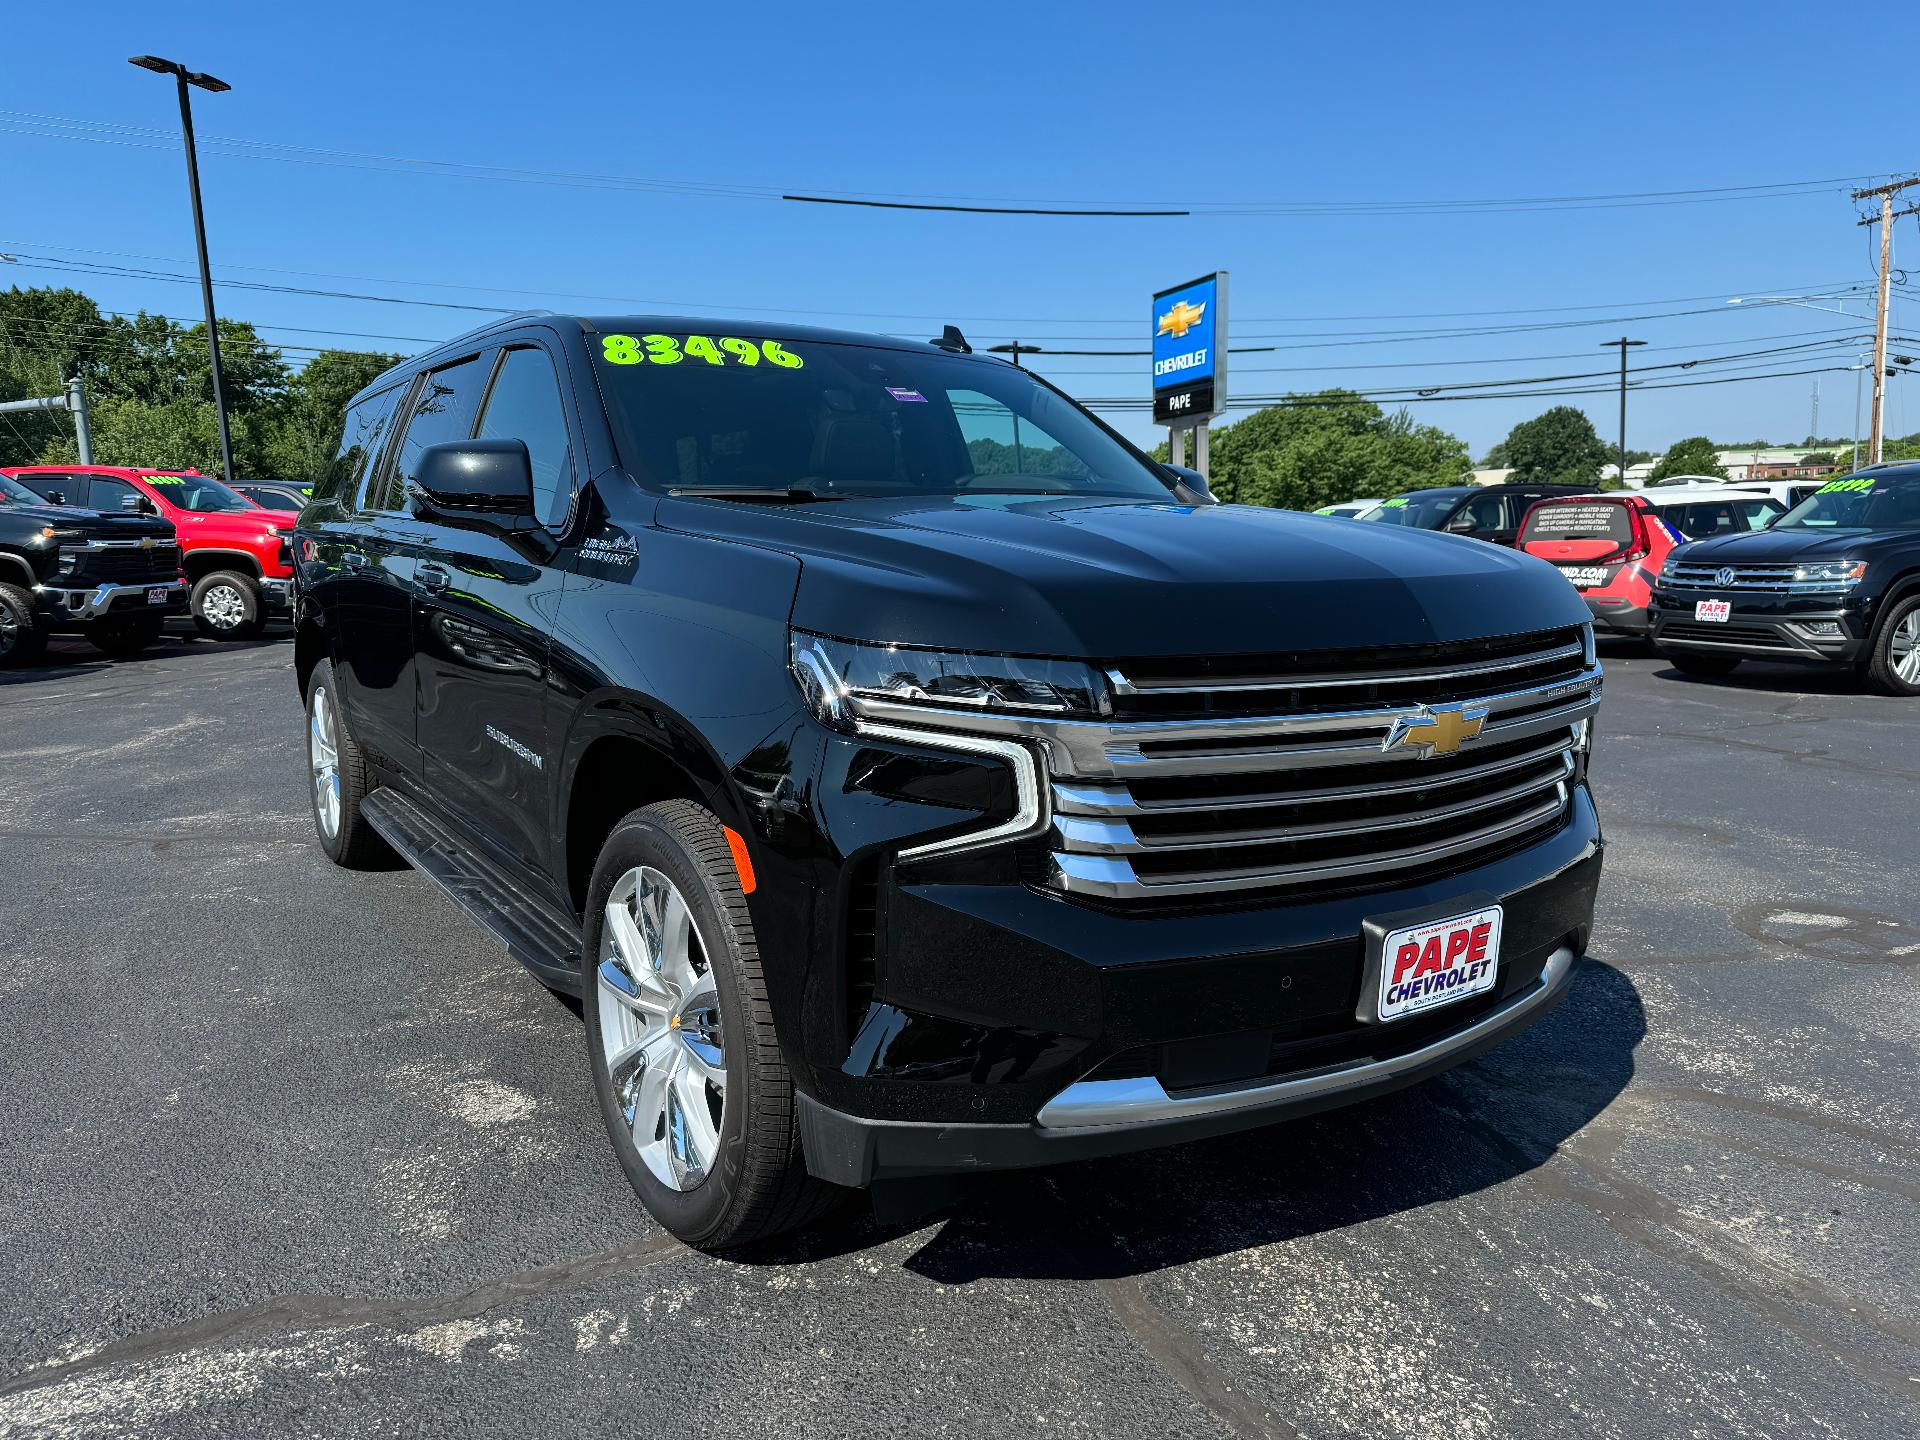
[1448,492,1510,533]
[88,476,142,513]
[375,357,488,513]
[474,347,575,527]
[14,473,79,505]
[318,386,403,510]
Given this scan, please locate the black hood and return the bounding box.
[1673,526,1918,564]
[658,493,1589,657]
[0,501,174,540]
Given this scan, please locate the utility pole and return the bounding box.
[1853,176,1920,464]
[1600,337,1645,487]
[0,377,94,462]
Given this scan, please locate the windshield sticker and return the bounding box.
[1819,478,1874,494]
[1380,497,1409,508]
[146,476,186,484]
[885,387,926,403]
[601,334,805,370]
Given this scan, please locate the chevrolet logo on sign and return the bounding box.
[1382,703,1488,758]
[1156,300,1207,339]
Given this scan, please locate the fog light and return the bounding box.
[1800,621,1842,637]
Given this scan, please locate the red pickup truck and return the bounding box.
[0,465,297,638]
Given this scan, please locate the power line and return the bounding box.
[0,109,1888,218]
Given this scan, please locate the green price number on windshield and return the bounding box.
[1380,496,1409,508]
[1819,477,1874,494]
[601,334,804,370]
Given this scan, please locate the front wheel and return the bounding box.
[1667,652,1742,678]
[1865,596,1920,696]
[87,614,166,656]
[581,800,843,1250]
[0,582,49,668]
[192,570,265,640]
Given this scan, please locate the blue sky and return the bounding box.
[3,0,1916,459]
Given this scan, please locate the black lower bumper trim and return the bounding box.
[797,950,1581,1186]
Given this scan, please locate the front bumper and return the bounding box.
[1649,589,1868,664]
[37,578,189,625]
[799,942,1578,1184]
[259,577,292,612]
[793,780,1601,1184]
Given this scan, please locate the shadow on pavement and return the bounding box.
[0,630,290,687]
[1650,660,1873,697]
[752,957,1643,1281]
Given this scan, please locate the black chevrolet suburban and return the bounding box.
[292,314,1604,1247]
[0,470,186,664]
[1649,463,1920,692]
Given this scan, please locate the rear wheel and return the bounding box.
[581,800,843,1250]
[87,614,165,656]
[1667,652,1742,678]
[0,581,48,668]
[304,660,393,867]
[192,570,264,640]
[1865,597,1920,696]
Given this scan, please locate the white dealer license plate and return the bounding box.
[1378,904,1502,1022]
[1694,599,1731,623]
[1558,565,1609,588]
[147,587,170,605]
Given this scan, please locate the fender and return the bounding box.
[0,552,38,587]
[182,547,265,579]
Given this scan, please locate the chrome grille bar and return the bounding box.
[1105,639,1585,695]
[1663,563,1838,594]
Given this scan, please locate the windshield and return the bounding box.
[592,333,1175,501]
[143,472,256,514]
[1359,493,1464,527]
[1772,472,1920,533]
[0,473,43,505]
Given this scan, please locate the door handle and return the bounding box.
[418,563,451,594]
[341,550,369,572]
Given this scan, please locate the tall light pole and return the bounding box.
[1600,337,1645,488]
[129,55,235,487]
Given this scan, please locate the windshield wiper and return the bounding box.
[667,485,845,504]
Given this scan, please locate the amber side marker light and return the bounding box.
[722,825,757,895]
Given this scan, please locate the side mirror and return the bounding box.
[120,493,152,514]
[1160,463,1216,505]
[46,490,66,507]
[411,439,537,526]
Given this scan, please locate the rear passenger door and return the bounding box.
[412,341,576,876]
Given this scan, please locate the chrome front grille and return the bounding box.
[1663,562,1809,593]
[73,540,181,582]
[849,627,1599,903]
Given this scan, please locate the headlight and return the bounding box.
[1791,561,1865,589]
[1579,622,1596,668]
[790,631,1109,731]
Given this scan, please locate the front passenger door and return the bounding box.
[413,343,575,877]
[1444,490,1515,545]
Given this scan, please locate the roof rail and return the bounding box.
[430,310,557,352]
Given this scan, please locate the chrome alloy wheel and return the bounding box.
[202,583,247,630]
[1893,611,1920,686]
[597,866,726,1191]
[309,685,341,839]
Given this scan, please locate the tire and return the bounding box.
[1668,652,1742,678]
[581,800,843,1250]
[192,570,265,640]
[0,581,49,668]
[1865,594,1920,696]
[87,614,166,657]
[303,659,393,867]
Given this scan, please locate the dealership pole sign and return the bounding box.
[1152,271,1227,427]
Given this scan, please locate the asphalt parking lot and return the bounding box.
[2,627,1917,1439]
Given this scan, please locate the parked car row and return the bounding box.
[0,464,302,662]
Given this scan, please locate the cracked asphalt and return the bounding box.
[1,628,1916,1439]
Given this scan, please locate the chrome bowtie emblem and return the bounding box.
[1715,566,1736,587]
[1382,703,1488,758]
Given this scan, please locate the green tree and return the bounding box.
[1202,391,1471,509]
[1498,406,1611,488]
[1648,436,1729,483]
[260,348,401,483]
